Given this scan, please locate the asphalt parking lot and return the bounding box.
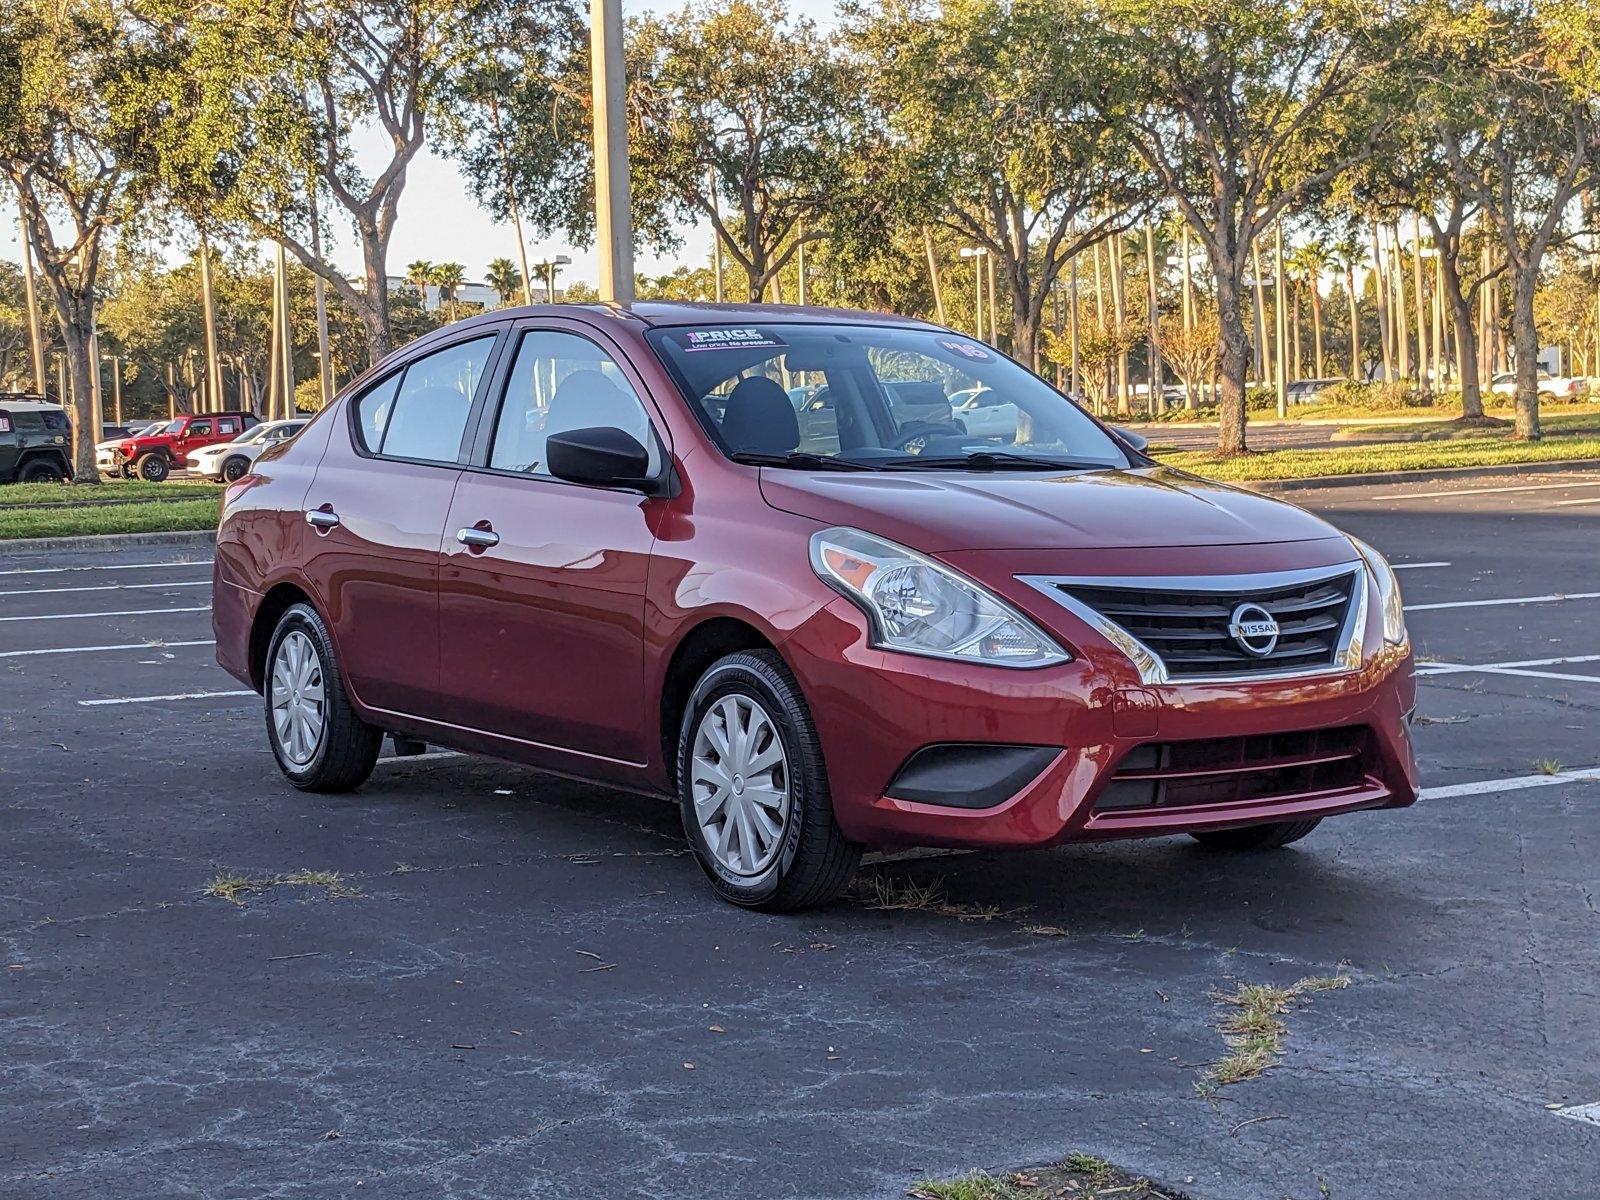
[4,470,1600,1200]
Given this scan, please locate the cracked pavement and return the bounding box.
[2,471,1599,1199]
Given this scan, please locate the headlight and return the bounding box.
[1351,537,1407,648]
[809,527,1070,668]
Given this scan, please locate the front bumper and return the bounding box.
[786,595,1418,852]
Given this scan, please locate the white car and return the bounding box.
[1488,371,1586,399]
[949,386,1020,440]
[96,422,165,476]
[186,419,307,481]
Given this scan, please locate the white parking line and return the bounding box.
[0,605,211,623]
[1393,479,1600,501]
[0,639,216,659]
[373,750,466,766]
[1421,766,1600,800]
[0,579,211,598]
[1553,1102,1600,1128]
[0,559,213,577]
[1418,653,1600,674]
[1393,561,1451,570]
[1407,591,1600,613]
[78,689,255,707]
[1553,496,1600,507]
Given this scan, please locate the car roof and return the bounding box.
[0,399,68,413]
[414,300,943,340]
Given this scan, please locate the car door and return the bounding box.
[176,418,211,459]
[301,330,504,718]
[436,321,666,768]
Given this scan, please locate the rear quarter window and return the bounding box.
[0,413,10,434]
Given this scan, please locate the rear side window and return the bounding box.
[358,335,497,463]
[217,418,239,436]
[41,410,69,431]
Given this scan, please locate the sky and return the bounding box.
[2,0,839,291]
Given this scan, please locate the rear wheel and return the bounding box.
[265,603,381,792]
[1189,818,1321,851]
[221,455,250,482]
[678,650,860,912]
[136,453,169,482]
[18,458,65,483]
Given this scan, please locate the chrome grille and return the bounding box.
[1020,563,1366,684]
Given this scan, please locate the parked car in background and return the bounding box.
[1489,371,1587,399]
[96,421,166,476]
[214,302,1419,913]
[109,411,260,481]
[188,419,308,481]
[0,398,73,484]
[949,386,1020,440]
[1286,378,1346,405]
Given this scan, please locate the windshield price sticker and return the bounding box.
[682,328,785,352]
[938,338,992,362]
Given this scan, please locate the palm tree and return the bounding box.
[485,257,523,307]
[1289,240,1334,379]
[405,260,433,305]
[429,262,466,320]
[1330,235,1366,381]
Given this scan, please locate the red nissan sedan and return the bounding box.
[213,303,1418,911]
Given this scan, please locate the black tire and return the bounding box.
[264,602,382,792]
[221,455,250,482]
[136,453,169,482]
[120,464,136,479]
[677,650,861,912]
[1189,818,1321,851]
[18,458,65,483]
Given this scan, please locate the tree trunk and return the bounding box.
[198,230,223,410]
[1370,224,1392,382]
[61,321,97,481]
[1510,264,1542,440]
[1344,269,1360,380]
[1430,227,1484,419]
[1310,283,1324,378]
[1214,271,1251,455]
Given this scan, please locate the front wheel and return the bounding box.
[265,603,381,792]
[677,650,860,912]
[221,455,250,482]
[136,453,169,482]
[1189,818,1321,851]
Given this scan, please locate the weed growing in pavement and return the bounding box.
[858,875,1013,921]
[203,869,360,904]
[1061,1152,1113,1180]
[1534,758,1564,775]
[1204,975,1349,1088]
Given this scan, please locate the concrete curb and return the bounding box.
[0,528,218,554]
[1243,458,1600,493]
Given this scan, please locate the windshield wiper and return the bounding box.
[879,451,1109,472]
[729,451,879,472]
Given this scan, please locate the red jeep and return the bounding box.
[111,412,259,481]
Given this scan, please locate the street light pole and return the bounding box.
[591,0,634,303]
[959,246,985,342]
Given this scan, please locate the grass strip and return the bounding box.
[1159,433,1600,482]
[0,497,220,540]
[0,481,224,507]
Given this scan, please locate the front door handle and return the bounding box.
[306,508,340,529]
[457,527,500,549]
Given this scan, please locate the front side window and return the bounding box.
[646,323,1130,472]
[358,334,497,463]
[188,420,212,438]
[487,329,660,477]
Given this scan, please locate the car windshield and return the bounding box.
[230,426,265,444]
[646,322,1130,471]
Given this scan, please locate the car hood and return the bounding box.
[758,465,1344,552]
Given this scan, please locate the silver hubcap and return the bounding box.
[270,630,326,766]
[691,695,790,877]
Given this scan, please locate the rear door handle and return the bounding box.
[457,527,500,549]
[306,508,340,529]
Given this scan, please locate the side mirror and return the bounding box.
[1110,425,1149,454]
[546,426,659,492]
